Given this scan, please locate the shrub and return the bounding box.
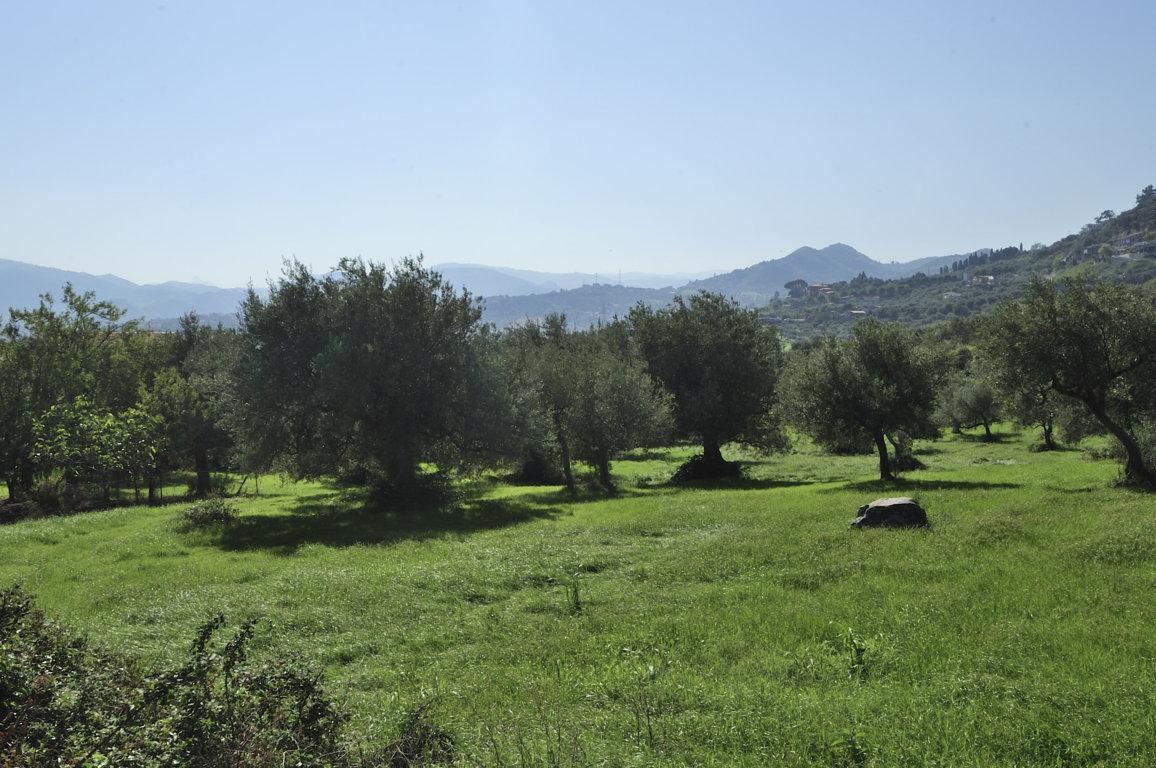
[335,465,372,487]
[670,454,745,483]
[0,586,335,765]
[29,478,96,513]
[179,498,237,530]
[0,500,42,524]
[512,449,564,485]
[366,473,456,511]
[0,585,455,767]
[888,431,926,472]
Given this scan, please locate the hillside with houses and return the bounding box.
[758,185,1156,341]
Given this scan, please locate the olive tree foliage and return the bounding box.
[985,357,1097,452]
[0,338,31,501]
[783,319,945,480]
[558,329,673,490]
[1006,386,1060,450]
[629,292,786,473]
[234,257,514,491]
[981,277,1156,485]
[500,315,673,491]
[137,368,212,500]
[936,370,1002,440]
[0,286,155,503]
[500,315,581,489]
[117,314,243,501]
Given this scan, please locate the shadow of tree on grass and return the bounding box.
[619,447,686,462]
[823,478,1022,495]
[951,431,1020,444]
[512,485,654,506]
[214,491,562,555]
[664,477,817,492]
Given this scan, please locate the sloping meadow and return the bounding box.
[2,429,1154,766]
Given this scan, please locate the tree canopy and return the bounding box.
[234,257,508,493]
[783,319,945,480]
[0,287,152,503]
[982,277,1156,484]
[936,371,1001,440]
[629,292,785,473]
[500,315,672,491]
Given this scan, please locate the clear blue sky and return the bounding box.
[3,1,1154,286]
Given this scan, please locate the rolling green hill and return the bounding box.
[762,186,1156,341]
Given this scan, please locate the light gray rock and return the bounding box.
[851,497,928,529]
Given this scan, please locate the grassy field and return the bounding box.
[2,428,1155,766]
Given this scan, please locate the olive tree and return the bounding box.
[982,277,1156,485]
[937,372,1001,440]
[501,315,672,492]
[783,319,944,480]
[629,292,785,475]
[234,257,511,493]
[562,332,673,490]
[1006,385,1060,450]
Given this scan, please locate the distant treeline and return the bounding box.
[937,245,1024,274]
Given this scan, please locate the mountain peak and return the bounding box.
[683,242,882,297]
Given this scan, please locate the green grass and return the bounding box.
[2,427,1155,766]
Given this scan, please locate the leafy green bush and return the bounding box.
[179,498,237,530]
[0,586,336,765]
[29,476,96,513]
[0,585,455,767]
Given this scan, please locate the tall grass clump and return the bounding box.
[178,498,238,530]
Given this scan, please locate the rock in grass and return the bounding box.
[851,497,928,529]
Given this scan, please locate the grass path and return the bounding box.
[2,428,1154,766]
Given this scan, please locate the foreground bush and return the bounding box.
[0,586,453,767]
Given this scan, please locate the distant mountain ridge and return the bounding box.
[432,263,719,296]
[6,186,1152,333]
[680,243,961,303]
[0,243,969,329]
[480,284,676,329]
[476,244,970,325]
[0,259,250,322]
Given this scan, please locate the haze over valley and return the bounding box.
[1,242,981,327]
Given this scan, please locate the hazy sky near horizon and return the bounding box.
[3,2,1154,287]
